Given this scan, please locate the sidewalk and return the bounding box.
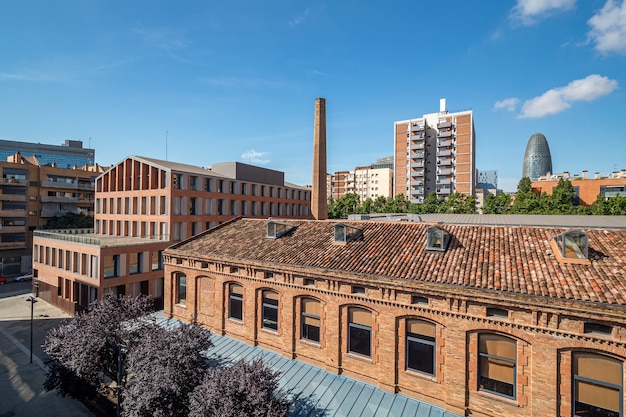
[0,292,93,417]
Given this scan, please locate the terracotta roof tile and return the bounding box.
[168,218,626,306]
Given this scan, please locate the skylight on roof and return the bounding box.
[267,220,296,239]
[333,223,363,244]
[555,230,588,260]
[426,226,449,252]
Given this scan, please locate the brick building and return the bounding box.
[164,215,625,417]
[32,155,311,314]
[0,153,104,276]
[533,170,626,206]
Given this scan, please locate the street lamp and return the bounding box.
[25,296,38,364]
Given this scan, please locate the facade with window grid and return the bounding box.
[164,217,626,417]
[32,155,311,314]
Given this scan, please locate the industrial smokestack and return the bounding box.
[311,98,328,220]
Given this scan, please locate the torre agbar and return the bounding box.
[522,132,553,181]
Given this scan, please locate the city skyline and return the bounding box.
[2,0,625,192]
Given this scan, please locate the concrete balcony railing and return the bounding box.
[438,139,452,147]
[410,162,424,168]
[0,225,27,233]
[40,196,79,203]
[437,150,452,157]
[410,143,424,150]
[410,124,425,132]
[438,130,452,138]
[0,209,27,216]
[438,121,451,128]
[0,178,27,186]
[0,194,26,201]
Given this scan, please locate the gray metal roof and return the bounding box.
[154,313,461,417]
[350,213,626,230]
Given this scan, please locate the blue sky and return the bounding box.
[2,0,625,192]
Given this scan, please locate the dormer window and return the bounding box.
[267,220,297,239]
[555,230,588,260]
[426,226,449,252]
[333,223,362,244]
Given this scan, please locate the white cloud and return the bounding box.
[519,74,618,118]
[512,0,576,25]
[289,8,310,26]
[241,150,270,164]
[494,98,520,111]
[588,0,626,55]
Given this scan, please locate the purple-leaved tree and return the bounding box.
[122,323,212,417]
[44,294,155,399]
[188,358,290,417]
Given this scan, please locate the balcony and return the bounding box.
[410,188,424,196]
[437,150,452,157]
[410,161,424,168]
[0,178,27,186]
[437,188,452,194]
[410,124,425,132]
[0,241,27,249]
[40,195,79,203]
[438,121,451,128]
[410,143,424,151]
[0,193,26,201]
[437,168,451,175]
[438,140,452,147]
[437,179,451,185]
[0,225,26,233]
[411,151,425,159]
[411,170,424,177]
[0,209,26,216]
[438,130,452,138]
[437,159,452,166]
[410,180,423,186]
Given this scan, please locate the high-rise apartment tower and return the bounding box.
[394,99,475,203]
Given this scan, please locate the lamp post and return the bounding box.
[25,296,38,364]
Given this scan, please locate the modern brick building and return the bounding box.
[164,215,626,417]
[0,153,103,276]
[32,155,311,313]
[394,99,475,203]
[533,170,626,206]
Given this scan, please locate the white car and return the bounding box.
[14,273,33,282]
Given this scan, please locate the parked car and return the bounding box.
[0,276,5,285]
[14,273,32,282]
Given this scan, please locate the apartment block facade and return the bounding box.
[0,153,102,276]
[32,155,312,314]
[164,216,626,417]
[330,165,393,201]
[533,170,626,206]
[394,99,475,203]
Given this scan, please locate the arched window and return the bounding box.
[261,290,279,331]
[348,307,372,358]
[301,298,321,343]
[228,283,243,321]
[406,319,436,376]
[175,273,186,305]
[573,352,622,417]
[478,334,516,399]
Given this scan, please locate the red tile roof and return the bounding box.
[168,218,626,305]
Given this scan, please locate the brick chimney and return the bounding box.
[311,98,327,220]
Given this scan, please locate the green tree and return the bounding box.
[511,177,541,214]
[482,193,512,214]
[44,212,94,229]
[421,192,442,214]
[330,193,360,219]
[439,193,477,213]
